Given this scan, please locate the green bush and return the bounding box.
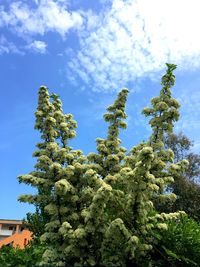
[0,243,44,267]
[151,215,200,266]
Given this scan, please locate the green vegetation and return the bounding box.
[1,64,200,266]
[0,242,44,267]
[151,215,200,266]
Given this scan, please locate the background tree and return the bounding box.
[165,132,200,181]
[160,132,200,220]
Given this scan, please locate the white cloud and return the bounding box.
[68,0,200,92]
[1,0,200,94]
[27,40,47,54]
[0,35,23,55]
[0,0,83,37]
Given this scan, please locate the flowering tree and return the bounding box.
[18,64,187,266]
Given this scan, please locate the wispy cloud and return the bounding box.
[26,40,47,54]
[0,0,83,37]
[0,35,47,55]
[0,35,23,55]
[68,0,200,92]
[1,0,200,93]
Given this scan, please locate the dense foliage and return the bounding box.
[16,64,200,266]
[0,243,44,267]
[151,215,200,266]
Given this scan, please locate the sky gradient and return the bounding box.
[1,0,200,219]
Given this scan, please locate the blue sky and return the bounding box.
[1,0,200,219]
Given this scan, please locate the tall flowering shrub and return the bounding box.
[18,64,187,266]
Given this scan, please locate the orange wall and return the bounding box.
[0,230,32,249]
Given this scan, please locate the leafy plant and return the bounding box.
[151,215,200,266]
[0,243,44,267]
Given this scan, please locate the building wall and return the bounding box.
[0,220,32,249]
[0,230,32,249]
